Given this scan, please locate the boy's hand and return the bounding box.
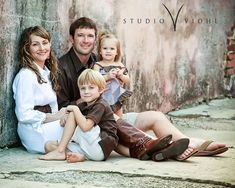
[66,105,75,112]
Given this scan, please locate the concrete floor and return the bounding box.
[0,98,234,187]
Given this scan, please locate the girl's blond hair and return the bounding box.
[97,31,121,62]
[78,69,106,90]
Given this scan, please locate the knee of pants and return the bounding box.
[73,126,101,144]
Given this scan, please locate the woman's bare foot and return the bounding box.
[66,152,85,163]
[39,149,66,160]
[176,146,197,161]
[190,138,226,151]
[177,138,227,159]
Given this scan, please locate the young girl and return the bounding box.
[93,32,132,117]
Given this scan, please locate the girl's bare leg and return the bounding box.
[39,112,77,160]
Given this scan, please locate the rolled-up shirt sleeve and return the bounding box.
[13,70,46,125]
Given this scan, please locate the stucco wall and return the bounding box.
[0,0,234,147]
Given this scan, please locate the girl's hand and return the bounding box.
[117,68,124,78]
[107,68,118,79]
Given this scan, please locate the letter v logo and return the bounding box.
[163,4,184,31]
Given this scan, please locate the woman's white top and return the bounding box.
[12,63,63,153]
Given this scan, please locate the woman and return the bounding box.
[12,26,65,154]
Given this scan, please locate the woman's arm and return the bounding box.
[43,107,66,123]
[13,70,47,124]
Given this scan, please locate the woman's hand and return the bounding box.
[44,107,67,124]
[60,113,68,127]
[56,107,67,119]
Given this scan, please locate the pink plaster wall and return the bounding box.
[114,0,234,112]
[57,0,234,112]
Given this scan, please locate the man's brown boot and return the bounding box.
[116,119,172,160]
[130,135,172,160]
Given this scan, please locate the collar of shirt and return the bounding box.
[34,62,50,81]
[70,47,97,73]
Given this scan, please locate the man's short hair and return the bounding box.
[69,17,97,37]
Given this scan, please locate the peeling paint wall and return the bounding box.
[0,0,234,147]
[116,0,235,112]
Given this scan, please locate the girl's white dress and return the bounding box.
[12,64,63,153]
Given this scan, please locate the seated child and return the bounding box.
[93,32,132,117]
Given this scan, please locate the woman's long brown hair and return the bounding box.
[19,26,59,92]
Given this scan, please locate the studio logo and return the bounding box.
[162,3,184,31]
[122,3,217,32]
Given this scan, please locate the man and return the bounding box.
[57,17,198,161]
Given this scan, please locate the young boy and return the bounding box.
[39,69,119,162]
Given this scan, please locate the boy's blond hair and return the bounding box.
[78,69,106,90]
